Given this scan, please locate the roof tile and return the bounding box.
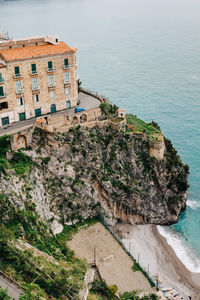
[0,41,74,62]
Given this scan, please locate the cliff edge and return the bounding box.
[0,106,189,227]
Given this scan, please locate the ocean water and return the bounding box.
[1,0,200,272]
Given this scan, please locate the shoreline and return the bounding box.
[114,223,200,299]
[153,225,200,299]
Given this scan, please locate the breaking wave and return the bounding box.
[157,225,200,273]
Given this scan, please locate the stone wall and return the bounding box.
[10,126,35,151]
[149,138,165,160]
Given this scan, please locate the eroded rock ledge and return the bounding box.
[0,122,189,227]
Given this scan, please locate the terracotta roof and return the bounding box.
[0,41,75,62]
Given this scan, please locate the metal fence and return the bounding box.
[99,217,160,289]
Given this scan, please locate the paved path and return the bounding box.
[0,274,22,300]
[0,91,101,136]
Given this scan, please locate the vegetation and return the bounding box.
[0,198,95,299]
[89,279,158,300]
[0,287,11,300]
[0,135,32,175]
[120,291,158,300]
[126,114,161,139]
[164,137,189,192]
[100,102,118,116]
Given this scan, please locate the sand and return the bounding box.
[115,223,200,300]
[67,222,153,294]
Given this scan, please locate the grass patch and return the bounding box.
[126,114,161,139]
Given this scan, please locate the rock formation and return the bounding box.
[0,120,189,229]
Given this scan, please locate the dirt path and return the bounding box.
[68,222,152,294]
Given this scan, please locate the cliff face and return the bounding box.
[0,122,189,228]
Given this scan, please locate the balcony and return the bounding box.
[47,68,55,73]
[64,64,70,70]
[14,73,22,79]
[64,81,71,87]
[48,83,55,89]
[32,86,40,91]
[0,78,4,84]
[16,89,24,95]
[31,71,38,76]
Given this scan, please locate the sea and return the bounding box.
[0,0,200,273]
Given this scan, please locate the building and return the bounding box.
[0,35,78,126]
[118,108,126,119]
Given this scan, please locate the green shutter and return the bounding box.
[51,104,56,113]
[35,108,41,117]
[0,73,3,82]
[19,112,26,121]
[1,116,9,126]
[31,64,36,73]
[48,61,53,70]
[0,86,4,97]
[64,59,68,66]
[14,66,20,75]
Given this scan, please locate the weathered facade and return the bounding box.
[0,36,78,126]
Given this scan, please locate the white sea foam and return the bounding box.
[186,199,200,209]
[157,225,200,273]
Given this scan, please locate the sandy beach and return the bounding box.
[115,224,200,300]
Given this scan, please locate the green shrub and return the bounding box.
[0,287,11,300]
[100,102,118,116]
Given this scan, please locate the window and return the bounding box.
[1,116,9,126]
[48,61,53,71]
[32,77,39,90]
[34,94,39,102]
[50,90,55,100]
[0,73,3,83]
[64,72,70,83]
[64,58,69,68]
[18,97,24,106]
[66,101,71,109]
[14,66,21,77]
[35,108,41,117]
[31,63,37,74]
[0,102,8,110]
[51,104,56,113]
[16,81,23,93]
[0,86,5,97]
[19,112,26,121]
[48,75,55,87]
[66,87,70,96]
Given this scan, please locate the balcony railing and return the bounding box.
[47,68,55,73]
[16,89,24,94]
[64,80,71,85]
[64,65,70,69]
[32,86,39,91]
[0,78,4,84]
[0,94,6,99]
[31,71,38,75]
[14,73,22,79]
[48,83,55,88]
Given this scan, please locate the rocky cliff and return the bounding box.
[0,119,189,230]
